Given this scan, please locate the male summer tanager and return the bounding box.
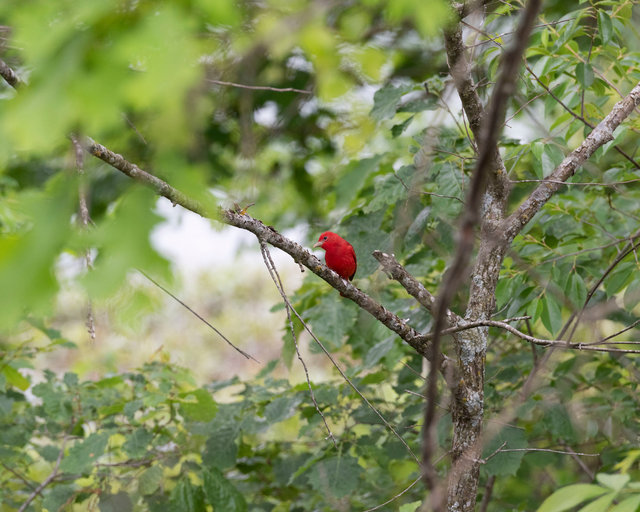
[313,232,357,295]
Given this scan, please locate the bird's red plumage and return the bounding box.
[314,231,357,281]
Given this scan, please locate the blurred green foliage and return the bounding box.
[1,0,640,510]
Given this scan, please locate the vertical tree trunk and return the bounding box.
[446,235,508,510]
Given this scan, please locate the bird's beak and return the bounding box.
[313,241,322,248]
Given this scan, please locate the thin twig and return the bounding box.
[562,443,596,480]
[426,317,640,354]
[401,361,426,381]
[363,476,422,512]
[139,270,259,362]
[1,463,36,491]
[258,240,336,448]
[498,448,599,456]
[70,134,96,342]
[18,437,68,512]
[205,78,312,94]
[566,238,640,342]
[258,239,419,463]
[479,475,496,512]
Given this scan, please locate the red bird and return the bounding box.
[313,232,357,294]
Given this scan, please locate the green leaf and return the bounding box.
[84,187,169,297]
[481,426,527,477]
[543,403,576,442]
[2,365,30,391]
[0,179,75,327]
[370,84,411,121]
[363,337,395,368]
[363,172,407,213]
[179,388,218,423]
[541,294,563,335]
[99,492,133,512]
[138,466,163,496]
[610,494,640,512]
[598,10,613,45]
[400,502,422,512]
[305,295,358,348]
[170,477,205,512]
[536,484,608,512]
[596,473,630,492]
[604,262,635,297]
[308,456,363,498]
[42,485,76,512]
[385,0,451,37]
[59,432,109,474]
[543,144,565,176]
[193,0,241,26]
[566,273,587,309]
[578,492,615,512]
[38,445,61,463]
[281,328,297,370]
[335,155,384,205]
[391,115,414,137]
[203,467,247,512]
[576,62,595,89]
[265,395,303,424]
[123,428,153,458]
[204,425,238,470]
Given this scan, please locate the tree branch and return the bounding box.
[372,250,462,326]
[83,138,209,217]
[84,139,432,358]
[502,81,640,242]
[431,318,640,354]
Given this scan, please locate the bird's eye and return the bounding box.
[323,236,328,240]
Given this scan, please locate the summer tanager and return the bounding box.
[313,232,357,295]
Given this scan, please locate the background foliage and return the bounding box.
[1,0,640,510]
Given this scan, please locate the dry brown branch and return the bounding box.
[502,81,640,242]
[372,250,462,326]
[83,138,432,358]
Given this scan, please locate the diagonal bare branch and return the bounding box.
[83,138,432,358]
[502,81,640,243]
[372,250,462,326]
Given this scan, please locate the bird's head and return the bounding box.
[313,231,339,250]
